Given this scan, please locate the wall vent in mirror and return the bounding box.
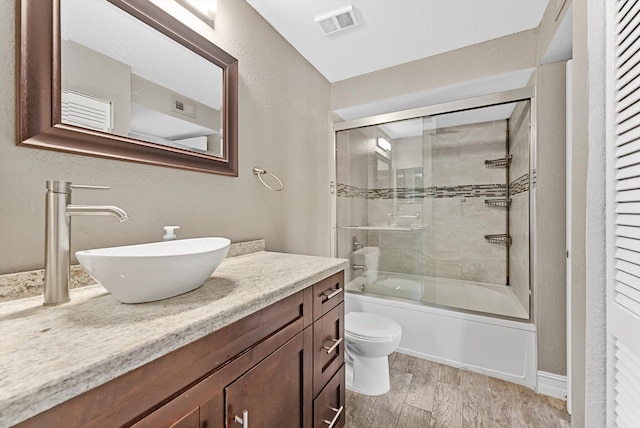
[61,90,112,133]
[17,0,238,176]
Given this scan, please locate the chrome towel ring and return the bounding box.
[253,167,283,191]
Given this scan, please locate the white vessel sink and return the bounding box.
[76,237,230,304]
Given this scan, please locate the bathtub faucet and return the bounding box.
[353,264,367,272]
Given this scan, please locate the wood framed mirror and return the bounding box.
[17,0,238,176]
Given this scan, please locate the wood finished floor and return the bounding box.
[345,353,570,428]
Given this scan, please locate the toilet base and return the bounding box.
[345,355,391,396]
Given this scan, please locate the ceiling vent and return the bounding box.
[314,6,358,36]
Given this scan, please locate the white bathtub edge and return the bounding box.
[349,290,534,330]
[346,292,538,389]
[537,371,568,400]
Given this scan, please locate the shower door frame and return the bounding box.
[330,87,536,323]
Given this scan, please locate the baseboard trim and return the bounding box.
[537,371,567,400]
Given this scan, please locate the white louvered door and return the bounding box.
[608,1,640,427]
[61,90,112,132]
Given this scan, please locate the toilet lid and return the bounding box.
[345,312,402,341]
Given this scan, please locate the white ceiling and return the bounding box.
[246,0,550,83]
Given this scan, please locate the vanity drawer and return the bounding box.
[313,365,345,428]
[312,271,344,321]
[313,302,344,397]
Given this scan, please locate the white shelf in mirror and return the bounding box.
[341,225,427,232]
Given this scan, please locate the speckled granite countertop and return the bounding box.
[0,251,348,427]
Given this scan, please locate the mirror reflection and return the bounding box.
[60,0,224,156]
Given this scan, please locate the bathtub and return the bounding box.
[348,271,528,318]
[345,272,537,388]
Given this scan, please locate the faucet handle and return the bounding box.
[70,184,110,190]
[47,180,111,193]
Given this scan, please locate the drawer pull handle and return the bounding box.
[323,405,344,427]
[322,287,342,301]
[234,410,248,427]
[323,337,343,354]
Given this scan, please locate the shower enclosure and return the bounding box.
[334,89,533,320]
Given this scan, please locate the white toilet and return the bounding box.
[345,311,402,396]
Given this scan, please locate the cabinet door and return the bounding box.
[314,365,345,428]
[132,389,223,428]
[313,302,345,397]
[225,329,313,428]
[171,407,200,428]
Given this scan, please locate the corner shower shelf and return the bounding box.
[484,198,512,208]
[485,234,512,245]
[484,155,512,168]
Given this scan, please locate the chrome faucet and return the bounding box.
[44,180,128,305]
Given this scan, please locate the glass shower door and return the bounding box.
[336,99,531,320]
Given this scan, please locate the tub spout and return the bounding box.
[66,205,129,222]
[353,264,367,272]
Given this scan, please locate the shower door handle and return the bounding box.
[323,337,343,354]
[322,287,342,301]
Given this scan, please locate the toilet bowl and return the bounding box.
[345,311,402,396]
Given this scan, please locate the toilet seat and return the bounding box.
[345,312,402,341]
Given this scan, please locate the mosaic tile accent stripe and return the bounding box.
[334,182,507,199]
[335,183,369,198]
[509,173,530,195]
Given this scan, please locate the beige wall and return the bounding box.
[535,61,567,376]
[583,0,607,424]
[62,40,132,136]
[130,74,221,132]
[331,29,537,111]
[571,0,588,424]
[0,0,331,274]
[508,100,531,314]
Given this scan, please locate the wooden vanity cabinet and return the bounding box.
[134,328,313,428]
[15,271,345,428]
[311,272,346,428]
[314,366,346,428]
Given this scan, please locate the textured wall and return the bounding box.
[0,0,331,274]
[331,29,537,112]
[418,120,507,284]
[536,61,567,376]
[584,0,607,424]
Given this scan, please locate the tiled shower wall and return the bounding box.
[372,120,508,284]
[508,100,531,313]
[337,119,520,286]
